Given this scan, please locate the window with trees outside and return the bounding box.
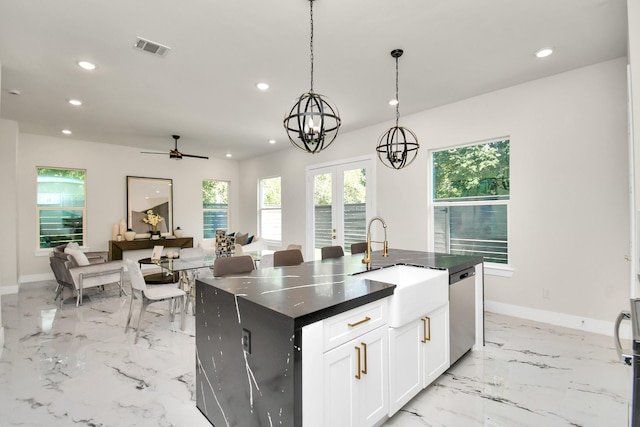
[432,139,510,265]
[203,180,229,238]
[37,167,86,249]
[259,176,281,241]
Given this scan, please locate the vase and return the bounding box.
[124,231,136,241]
[174,228,184,238]
[150,225,161,240]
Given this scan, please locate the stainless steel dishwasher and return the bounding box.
[449,266,476,366]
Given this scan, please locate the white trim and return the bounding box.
[0,285,19,295]
[485,265,514,277]
[305,154,375,171]
[20,272,55,284]
[485,300,630,339]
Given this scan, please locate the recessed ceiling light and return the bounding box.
[389,99,399,106]
[226,153,232,158]
[535,47,553,58]
[68,99,82,106]
[256,82,269,91]
[62,129,72,135]
[268,139,276,144]
[77,61,96,70]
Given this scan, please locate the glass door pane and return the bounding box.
[343,168,367,254]
[314,172,333,259]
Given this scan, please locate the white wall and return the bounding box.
[239,58,630,326]
[17,134,240,280]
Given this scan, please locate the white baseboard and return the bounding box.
[485,300,631,339]
[0,285,19,295]
[20,273,54,284]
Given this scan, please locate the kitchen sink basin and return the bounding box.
[355,265,448,327]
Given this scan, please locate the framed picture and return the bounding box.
[127,176,173,238]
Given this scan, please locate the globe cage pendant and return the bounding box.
[376,49,419,169]
[284,0,341,154]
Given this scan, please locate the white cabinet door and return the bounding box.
[388,303,450,416]
[323,326,388,427]
[422,303,450,387]
[388,321,422,415]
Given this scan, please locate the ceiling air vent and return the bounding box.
[133,37,171,57]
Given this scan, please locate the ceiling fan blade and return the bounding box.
[141,151,167,155]
[181,153,209,159]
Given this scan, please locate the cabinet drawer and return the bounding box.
[323,299,388,351]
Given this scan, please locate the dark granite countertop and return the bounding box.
[197,249,483,328]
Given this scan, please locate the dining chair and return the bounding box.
[273,249,304,267]
[321,245,345,260]
[350,242,368,255]
[213,255,255,277]
[125,259,186,344]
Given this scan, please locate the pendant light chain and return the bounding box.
[395,54,400,127]
[309,0,314,92]
[283,0,340,154]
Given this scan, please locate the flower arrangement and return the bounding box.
[142,209,164,233]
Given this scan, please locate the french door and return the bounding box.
[306,157,375,260]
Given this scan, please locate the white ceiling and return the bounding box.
[0,0,628,161]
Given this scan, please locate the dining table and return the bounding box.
[153,249,273,314]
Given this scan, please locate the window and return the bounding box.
[202,180,229,238]
[432,139,510,265]
[259,176,281,241]
[37,167,86,249]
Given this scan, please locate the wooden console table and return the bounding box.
[108,237,194,260]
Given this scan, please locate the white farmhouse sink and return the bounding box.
[355,265,448,327]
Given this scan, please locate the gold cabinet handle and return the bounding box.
[355,346,361,380]
[421,316,431,343]
[348,316,371,328]
[361,342,368,375]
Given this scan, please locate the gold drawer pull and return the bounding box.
[421,316,431,343]
[355,346,362,380]
[348,316,371,328]
[361,342,368,375]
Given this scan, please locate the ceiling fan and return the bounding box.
[141,135,209,160]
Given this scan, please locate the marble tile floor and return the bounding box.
[0,280,633,427]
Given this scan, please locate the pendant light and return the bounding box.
[376,49,419,169]
[284,0,341,154]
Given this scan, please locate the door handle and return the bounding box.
[355,346,362,379]
[421,317,431,343]
[361,342,368,375]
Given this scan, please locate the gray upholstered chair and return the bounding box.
[125,259,186,344]
[273,249,304,267]
[49,243,125,306]
[213,255,255,277]
[350,242,367,255]
[321,245,344,260]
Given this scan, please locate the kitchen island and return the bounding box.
[195,249,483,427]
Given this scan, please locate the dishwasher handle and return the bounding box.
[449,267,476,285]
[615,310,633,366]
